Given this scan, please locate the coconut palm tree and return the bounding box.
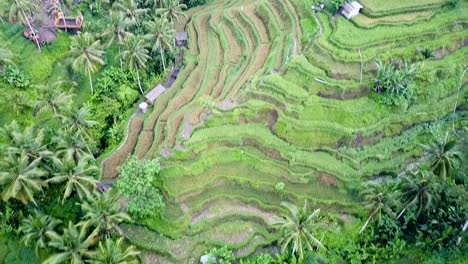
[0,151,47,205]
[359,182,397,234]
[101,11,133,69]
[61,106,97,141]
[156,0,187,23]
[46,156,98,203]
[91,236,140,264]
[0,47,14,66]
[144,16,174,72]
[0,90,32,115]
[145,0,164,8]
[272,201,325,260]
[119,35,150,95]
[44,221,98,264]
[397,171,439,219]
[113,0,148,28]
[421,136,461,181]
[69,32,105,95]
[5,125,53,162]
[81,190,131,235]
[34,85,74,117]
[8,0,42,51]
[19,211,61,256]
[53,128,92,163]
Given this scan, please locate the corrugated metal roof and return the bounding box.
[145,84,166,104]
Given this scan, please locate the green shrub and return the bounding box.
[205,245,236,264]
[1,65,31,88]
[117,155,165,219]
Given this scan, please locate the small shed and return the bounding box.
[175,32,188,47]
[341,1,363,19]
[145,84,166,105]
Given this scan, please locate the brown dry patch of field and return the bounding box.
[318,172,338,187]
[222,20,242,63]
[102,116,143,179]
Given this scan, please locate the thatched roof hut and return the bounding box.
[175,32,188,47]
[341,1,363,19]
[145,84,166,105]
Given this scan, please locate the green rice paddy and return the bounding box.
[101,0,468,261]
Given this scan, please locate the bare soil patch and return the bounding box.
[319,172,338,187]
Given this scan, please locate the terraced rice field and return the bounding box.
[102,0,467,261]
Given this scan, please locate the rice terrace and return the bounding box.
[0,0,467,263]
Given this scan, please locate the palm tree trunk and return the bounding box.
[20,8,41,52]
[397,207,406,219]
[136,68,144,95]
[160,48,166,72]
[359,208,377,234]
[456,220,468,245]
[88,68,94,95]
[119,46,123,70]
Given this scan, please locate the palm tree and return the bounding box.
[8,0,42,51]
[44,221,98,264]
[46,156,98,203]
[81,190,131,235]
[6,125,53,162]
[0,47,14,66]
[19,211,61,256]
[34,85,74,117]
[119,36,150,95]
[156,0,187,23]
[113,0,148,29]
[397,171,439,219]
[69,32,105,95]
[421,135,461,181]
[272,201,325,260]
[0,90,32,115]
[145,0,164,8]
[61,106,97,141]
[0,151,47,205]
[144,16,174,72]
[92,236,140,264]
[359,182,396,234]
[101,11,133,69]
[53,128,92,163]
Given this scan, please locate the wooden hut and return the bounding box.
[175,32,188,47]
[341,1,363,19]
[55,13,84,30]
[145,84,167,105]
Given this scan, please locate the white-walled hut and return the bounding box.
[145,84,166,105]
[341,1,363,19]
[175,32,188,47]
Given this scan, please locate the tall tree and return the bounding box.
[113,0,148,28]
[397,171,439,219]
[421,136,461,181]
[69,32,105,95]
[91,237,140,264]
[19,211,61,256]
[101,11,133,69]
[144,16,174,72]
[34,85,74,117]
[0,151,47,205]
[8,0,42,51]
[359,182,397,234]
[46,156,98,203]
[144,0,164,8]
[156,0,187,23]
[61,106,97,142]
[53,128,92,163]
[272,201,325,260]
[2,125,52,162]
[81,190,131,235]
[44,221,98,264]
[119,36,150,95]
